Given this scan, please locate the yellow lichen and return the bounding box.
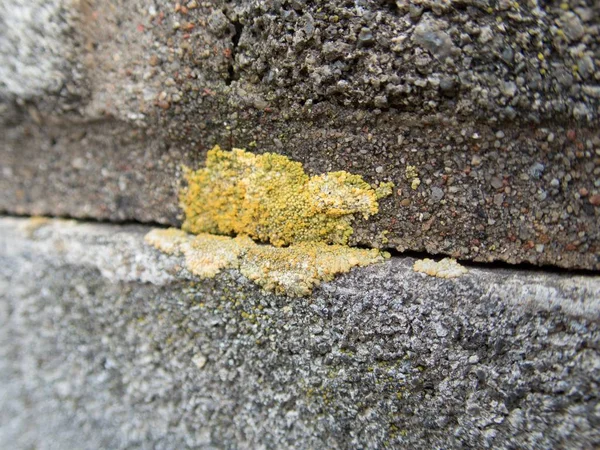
[183,234,250,277]
[375,181,395,199]
[405,165,421,191]
[413,257,468,279]
[145,228,188,254]
[21,216,52,237]
[144,228,386,296]
[180,145,390,246]
[405,165,418,180]
[146,228,248,277]
[147,146,394,295]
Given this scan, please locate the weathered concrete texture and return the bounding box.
[0,115,187,225]
[1,0,599,269]
[0,0,86,109]
[230,0,600,122]
[1,217,599,449]
[3,108,600,270]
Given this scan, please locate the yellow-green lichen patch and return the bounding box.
[375,181,395,199]
[21,216,51,237]
[405,165,421,190]
[413,257,468,279]
[240,242,385,296]
[148,146,393,295]
[180,145,391,246]
[145,228,189,254]
[182,234,250,278]
[145,228,386,296]
[145,228,249,277]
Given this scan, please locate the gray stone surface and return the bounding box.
[1,0,599,269]
[0,0,83,102]
[1,217,599,449]
[2,2,600,448]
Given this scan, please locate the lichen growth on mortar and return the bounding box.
[146,145,393,296]
[405,165,421,191]
[180,145,391,246]
[146,228,248,278]
[145,228,386,296]
[413,257,468,279]
[21,216,51,237]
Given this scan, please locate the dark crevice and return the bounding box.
[457,257,600,277]
[376,0,399,15]
[2,212,598,277]
[381,247,600,277]
[0,211,172,231]
[225,19,244,86]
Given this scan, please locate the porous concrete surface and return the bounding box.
[1,217,599,449]
[0,0,86,107]
[1,0,600,269]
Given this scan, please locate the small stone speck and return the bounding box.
[468,355,479,364]
[192,354,207,369]
[431,186,444,202]
[491,177,503,189]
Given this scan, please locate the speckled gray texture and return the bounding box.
[1,217,599,449]
[1,0,599,270]
[0,0,86,107]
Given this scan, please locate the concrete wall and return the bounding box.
[1,1,599,448]
[1,218,599,449]
[1,0,599,268]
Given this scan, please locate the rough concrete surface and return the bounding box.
[1,217,599,449]
[0,0,84,102]
[1,0,600,269]
[2,1,600,448]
